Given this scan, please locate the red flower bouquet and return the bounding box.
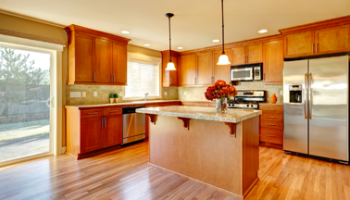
[205,80,238,101]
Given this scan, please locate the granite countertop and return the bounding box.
[136,106,262,123]
[65,100,181,108]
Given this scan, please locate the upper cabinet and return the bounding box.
[65,24,131,85]
[213,49,231,84]
[281,22,350,58]
[196,51,213,85]
[178,53,197,86]
[231,44,263,65]
[263,39,284,84]
[161,50,179,87]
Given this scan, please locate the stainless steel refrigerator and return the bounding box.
[283,55,349,163]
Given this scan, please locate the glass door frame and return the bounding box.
[0,34,63,166]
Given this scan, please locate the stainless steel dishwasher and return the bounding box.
[122,106,145,144]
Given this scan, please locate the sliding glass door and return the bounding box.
[0,46,53,163]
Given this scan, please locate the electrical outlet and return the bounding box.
[82,92,86,97]
[280,90,283,96]
[94,91,97,97]
[164,91,168,96]
[70,92,81,98]
[184,91,186,96]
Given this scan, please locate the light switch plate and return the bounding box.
[70,92,81,98]
[82,92,86,97]
[184,91,186,96]
[164,91,168,96]
[94,91,97,97]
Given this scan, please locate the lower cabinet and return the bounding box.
[259,104,283,148]
[66,106,123,159]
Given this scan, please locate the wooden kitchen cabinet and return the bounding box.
[72,34,95,83]
[178,53,196,86]
[213,49,231,83]
[112,41,128,85]
[231,44,262,65]
[315,25,350,54]
[81,117,103,153]
[161,50,179,87]
[196,51,213,85]
[65,24,130,85]
[103,115,123,148]
[259,104,283,148]
[95,38,113,83]
[263,39,284,84]
[284,31,314,58]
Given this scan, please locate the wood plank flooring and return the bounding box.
[0,141,349,200]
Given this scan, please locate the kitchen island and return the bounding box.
[136,106,262,199]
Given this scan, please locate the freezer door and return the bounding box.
[309,55,349,161]
[283,60,309,154]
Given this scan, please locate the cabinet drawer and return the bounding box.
[261,114,283,122]
[261,119,283,129]
[104,107,122,116]
[261,128,283,144]
[81,109,104,118]
[259,105,283,114]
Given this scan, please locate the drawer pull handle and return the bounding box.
[266,123,276,126]
[266,117,275,119]
[88,112,98,115]
[265,109,276,111]
[109,110,119,113]
[266,134,275,137]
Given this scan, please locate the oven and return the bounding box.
[231,63,262,81]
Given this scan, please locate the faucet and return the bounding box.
[144,92,149,101]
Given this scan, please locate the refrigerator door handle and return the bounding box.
[309,73,313,120]
[304,73,308,119]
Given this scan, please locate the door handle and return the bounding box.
[265,124,276,126]
[304,73,308,119]
[266,134,275,137]
[265,109,275,111]
[309,73,313,120]
[312,43,314,54]
[88,112,98,115]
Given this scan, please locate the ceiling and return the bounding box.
[0,0,349,52]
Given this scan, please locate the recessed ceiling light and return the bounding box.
[177,47,183,49]
[121,30,130,34]
[258,29,268,34]
[144,44,150,47]
[212,39,220,43]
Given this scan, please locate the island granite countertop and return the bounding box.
[136,106,262,123]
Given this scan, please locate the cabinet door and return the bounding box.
[284,31,314,58]
[178,54,196,86]
[112,41,128,85]
[231,46,246,65]
[103,115,123,148]
[196,51,213,85]
[75,34,94,82]
[95,38,113,83]
[315,25,350,54]
[213,49,231,83]
[162,50,178,87]
[81,117,103,153]
[247,43,263,64]
[263,40,284,84]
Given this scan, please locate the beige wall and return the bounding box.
[178,82,283,104]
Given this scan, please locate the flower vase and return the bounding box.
[216,98,222,113]
[216,98,228,113]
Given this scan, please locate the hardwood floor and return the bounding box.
[0,141,349,200]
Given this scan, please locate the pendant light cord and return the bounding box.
[168,15,172,62]
[221,0,225,54]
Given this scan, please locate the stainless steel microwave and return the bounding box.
[230,63,263,81]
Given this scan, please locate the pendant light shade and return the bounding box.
[217,0,231,65]
[217,53,231,65]
[165,13,176,71]
[166,61,176,71]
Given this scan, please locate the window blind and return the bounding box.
[125,59,160,98]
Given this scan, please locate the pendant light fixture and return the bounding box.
[217,0,231,65]
[165,13,176,71]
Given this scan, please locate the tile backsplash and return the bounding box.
[178,81,283,103]
[66,85,178,105]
